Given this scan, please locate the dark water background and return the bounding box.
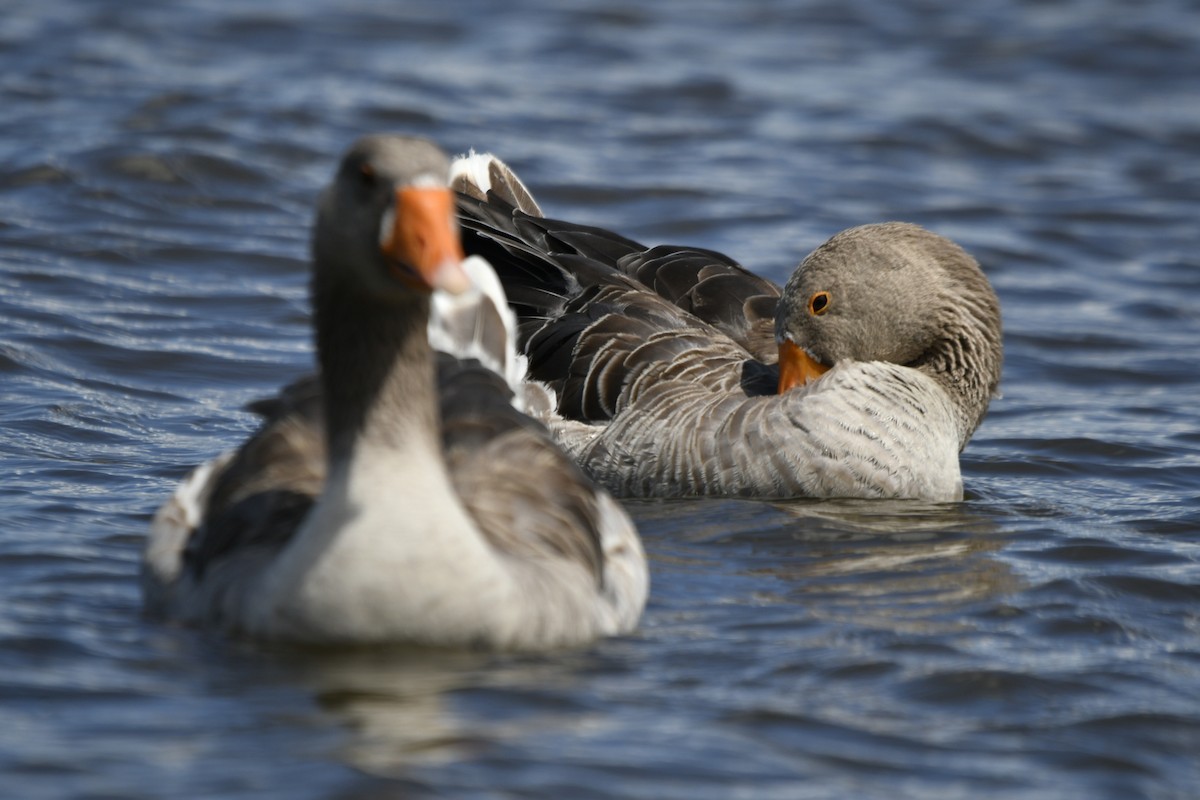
[3,1,1200,797]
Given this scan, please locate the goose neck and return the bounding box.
[313,281,439,464]
[914,320,1001,447]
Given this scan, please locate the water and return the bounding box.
[2,0,1199,797]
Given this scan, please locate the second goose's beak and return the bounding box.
[777,338,830,393]
[380,187,472,294]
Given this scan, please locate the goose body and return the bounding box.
[143,136,647,649]
[452,154,1003,501]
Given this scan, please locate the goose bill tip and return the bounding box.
[431,258,474,295]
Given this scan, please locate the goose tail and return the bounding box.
[450,151,544,218]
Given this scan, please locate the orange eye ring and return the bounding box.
[808,290,831,316]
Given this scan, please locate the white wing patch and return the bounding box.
[449,151,496,195]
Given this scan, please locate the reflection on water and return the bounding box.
[300,649,495,773]
[275,646,631,781]
[639,498,1018,636]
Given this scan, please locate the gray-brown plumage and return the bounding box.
[143,136,647,648]
[453,154,1003,501]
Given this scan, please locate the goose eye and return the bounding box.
[359,162,377,187]
[808,291,831,316]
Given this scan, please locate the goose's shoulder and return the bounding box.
[539,293,766,422]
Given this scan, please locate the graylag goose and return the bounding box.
[143,136,648,648]
[452,154,1003,502]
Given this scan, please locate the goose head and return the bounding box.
[775,222,1003,442]
[308,136,478,455]
[312,134,472,301]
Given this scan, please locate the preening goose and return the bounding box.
[143,136,648,649]
[452,153,1003,502]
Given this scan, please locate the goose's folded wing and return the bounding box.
[536,281,779,420]
[614,245,782,362]
[458,193,783,362]
[183,377,326,579]
[457,196,781,418]
[143,376,326,614]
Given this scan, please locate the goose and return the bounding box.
[142,135,648,649]
[451,153,1003,502]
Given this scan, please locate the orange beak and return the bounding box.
[380,187,471,294]
[777,338,830,393]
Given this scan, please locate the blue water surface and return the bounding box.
[2,1,1199,798]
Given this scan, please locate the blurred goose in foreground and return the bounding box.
[143,136,648,649]
[452,154,1003,502]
